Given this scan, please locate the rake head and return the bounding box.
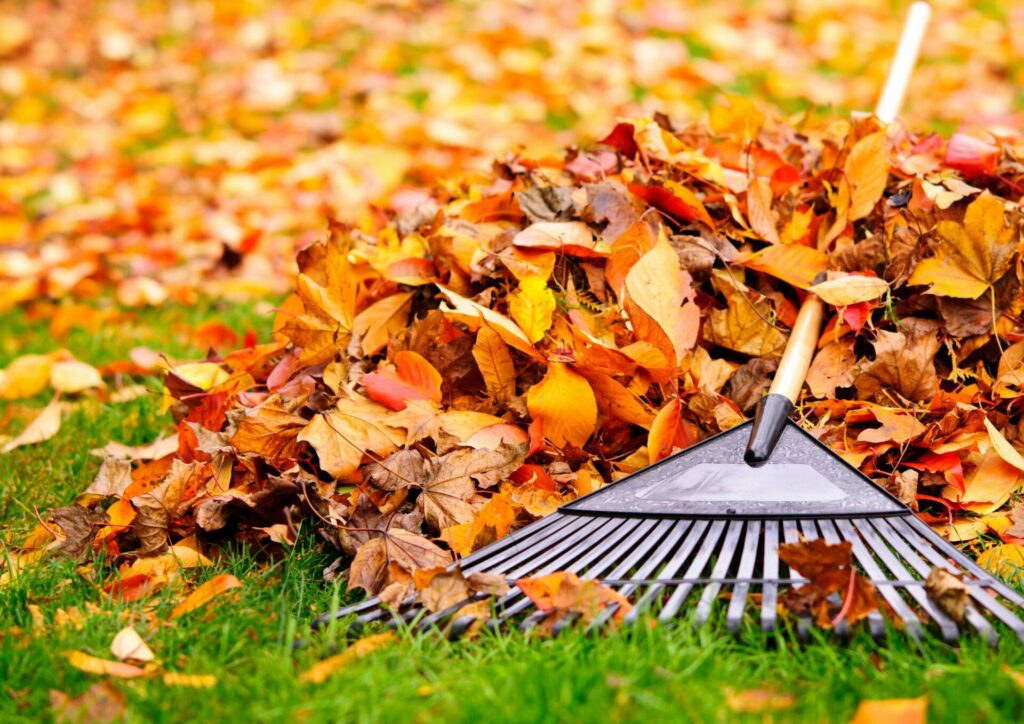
[314,423,1024,645]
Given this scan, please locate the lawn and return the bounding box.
[2,303,1024,721]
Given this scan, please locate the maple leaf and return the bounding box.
[278,233,359,365]
[297,397,408,480]
[704,271,787,358]
[516,571,633,626]
[805,342,855,398]
[349,529,451,595]
[854,326,939,403]
[778,538,878,627]
[418,445,525,531]
[908,193,1018,299]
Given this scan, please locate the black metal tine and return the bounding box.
[834,518,923,640]
[416,592,488,633]
[589,518,692,630]
[817,519,884,641]
[904,516,1024,607]
[695,520,745,626]
[658,520,728,622]
[869,518,993,643]
[462,513,589,574]
[781,520,812,640]
[851,518,960,643]
[551,611,582,637]
[761,519,780,633]
[494,517,648,623]
[623,519,701,625]
[890,517,1024,643]
[726,520,761,634]
[585,518,683,632]
[473,515,619,577]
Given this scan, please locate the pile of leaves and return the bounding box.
[2,0,1021,312]
[9,102,1024,630]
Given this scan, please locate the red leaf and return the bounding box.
[945,130,999,177]
[841,302,871,334]
[362,351,443,411]
[510,464,556,491]
[598,123,638,158]
[906,452,965,494]
[629,183,699,223]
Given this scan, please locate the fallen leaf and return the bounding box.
[855,328,939,403]
[297,397,407,479]
[525,362,597,448]
[349,529,451,595]
[161,673,218,688]
[724,688,797,714]
[908,193,1017,299]
[734,243,827,290]
[516,571,632,626]
[844,131,889,220]
[976,544,1024,579]
[62,651,148,679]
[513,221,606,257]
[809,274,889,306]
[362,351,444,411]
[50,682,126,723]
[300,633,395,684]
[806,342,855,398]
[472,325,516,403]
[50,360,104,394]
[924,568,968,624]
[110,626,155,663]
[779,538,878,627]
[0,354,55,399]
[508,276,556,344]
[850,697,927,724]
[2,399,62,453]
[170,574,242,619]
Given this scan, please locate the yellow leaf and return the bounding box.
[844,131,889,220]
[508,276,556,344]
[472,325,516,403]
[352,292,414,357]
[977,544,1024,579]
[170,574,242,619]
[850,697,927,724]
[63,650,148,679]
[0,353,55,399]
[437,285,541,359]
[297,397,408,479]
[624,236,700,364]
[162,672,218,688]
[809,275,889,306]
[984,417,1024,472]
[1,399,61,454]
[908,193,1017,299]
[50,360,104,394]
[704,271,787,358]
[944,450,1021,515]
[734,244,827,290]
[526,362,597,448]
[300,633,395,684]
[724,688,797,714]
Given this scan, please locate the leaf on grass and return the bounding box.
[2,399,61,454]
[724,688,797,714]
[161,673,217,688]
[78,457,134,504]
[50,682,126,723]
[50,506,109,558]
[908,193,1017,299]
[50,360,104,393]
[300,632,395,684]
[976,544,1024,579]
[110,626,155,663]
[362,351,443,411]
[525,362,597,448]
[508,276,556,344]
[0,353,55,400]
[63,651,148,679]
[170,574,242,619]
[624,236,700,364]
[850,697,927,724]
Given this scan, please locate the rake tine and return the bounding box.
[448,615,477,641]
[493,518,647,624]
[481,516,620,577]
[658,520,728,623]
[761,520,780,634]
[870,518,995,644]
[552,611,583,637]
[463,513,591,574]
[416,593,488,633]
[890,518,1024,644]
[726,520,761,635]
[781,520,813,641]
[851,518,960,644]
[905,516,1024,608]
[835,519,923,640]
[816,519,885,641]
[585,518,680,632]
[458,511,571,568]
[695,520,745,627]
[623,520,701,625]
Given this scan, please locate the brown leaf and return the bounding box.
[724,358,778,413]
[1,399,62,454]
[924,567,968,624]
[349,529,451,595]
[419,445,526,531]
[230,405,307,463]
[50,682,126,723]
[77,457,134,504]
[778,538,878,627]
[806,342,855,398]
[365,449,426,492]
[855,327,939,403]
[516,571,633,627]
[705,272,787,358]
[297,397,408,480]
[50,507,109,558]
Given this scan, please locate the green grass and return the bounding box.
[3,302,1024,722]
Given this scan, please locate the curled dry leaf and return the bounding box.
[110,626,155,663]
[300,632,395,684]
[2,399,62,454]
[924,567,968,624]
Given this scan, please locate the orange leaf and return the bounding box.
[300,633,395,684]
[648,399,695,463]
[515,571,632,624]
[734,244,827,290]
[844,131,889,220]
[170,574,242,619]
[63,651,148,679]
[362,351,443,411]
[525,363,597,448]
[850,697,927,724]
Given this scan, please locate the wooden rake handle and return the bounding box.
[744,2,931,466]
